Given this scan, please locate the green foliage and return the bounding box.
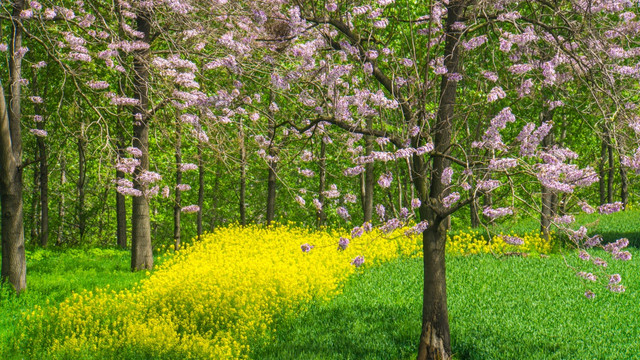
[254,252,640,360]
[0,248,150,358]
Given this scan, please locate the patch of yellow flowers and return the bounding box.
[16,223,421,359]
[446,229,555,256]
[15,224,552,359]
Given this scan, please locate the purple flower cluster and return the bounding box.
[442,192,460,208]
[483,207,513,219]
[378,172,393,188]
[338,237,349,251]
[441,167,453,185]
[503,236,524,246]
[597,202,624,214]
[337,207,350,221]
[181,205,200,213]
[351,255,365,267]
[380,218,401,234]
[577,271,597,282]
[376,204,386,220]
[300,243,314,252]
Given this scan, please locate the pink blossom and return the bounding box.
[441,167,453,185]
[442,192,460,208]
[181,205,200,213]
[29,129,47,137]
[337,206,351,220]
[487,86,506,102]
[378,172,393,188]
[351,255,365,267]
[598,202,624,214]
[179,163,198,172]
[126,147,143,158]
[176,184,191,192]
[29,96,43,104]
[483,207,513,218]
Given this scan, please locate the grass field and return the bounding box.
[1,221,638,359]
[253,252,640,360]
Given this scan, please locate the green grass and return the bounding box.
[453,208,640,247]
[0,248,152,356]
[252,251,640,360]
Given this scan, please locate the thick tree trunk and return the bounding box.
[130,10,153,270]
[197,143,204,236]
[239,120,247,225]
[418,224,451,360]
[416,3,465,359]
[316,140,327,227]
[174,122,182,251]
[0,2,27,293]
[0,114,26,292]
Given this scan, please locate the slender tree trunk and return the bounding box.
[197,143,204,236]
[239,119,247,225]
[77,133,87,242]
[607,139,614,204]
[317,139,327,227]
[0,1,27,293]
[130,9,153,270]
[32,73,48,247]
[30,154,39,243]
[116,133,127,248]
[362,118,374,222]
[416,4,465,358]
[619,154,628,208]
[209,162,221,231]
[599,138,607,205]
[540,109,555,240]
[469,177,480,228]
[174,122,182,251]
[266,111,277,225]
[57,152,66,245]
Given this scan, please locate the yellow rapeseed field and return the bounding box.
[16,223,552,359]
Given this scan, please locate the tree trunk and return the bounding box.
[317,139,327,227]
[599,138,607,205]
[239,119,247,225]
[77,133,87,242]
[30,153,39,244]
[540,109,555,240]
[116,134,127,249]
[174,122,182,251]
[130,9,153,270]
[416,3,465,358]
[619,154,628,208]
[0,1,27,293]
[418,224,451,360]
[607,139,614,204]
[362,118,374,222]
[266,113,277,225]
[37,126,48,247]
[57,152,66,245]
[209,162,221,231]
[197,143,204,236]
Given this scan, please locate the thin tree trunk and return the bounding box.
[607,139,614,204]
[415,4,465,358]
[130,9,153,270]
[599,138,607,205]
[317,139,327,227]
[32,73,48,247]
[239,120,247,225]
[362,118,374,222]
[540,108,555,240]
[0,1,27,293]
[469,177,480,228]
[619,154,628,208]
[57,152,66,245]
[174,122,182,251]
[77,133,87,242]
[197,143,204,236]
[30,153,39,244]
[266,109,277,225]
[209,162,221,231]
[116,131,127,248]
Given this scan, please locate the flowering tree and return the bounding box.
[190,0,640,358]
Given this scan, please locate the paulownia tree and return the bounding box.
[193,0,639,358]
